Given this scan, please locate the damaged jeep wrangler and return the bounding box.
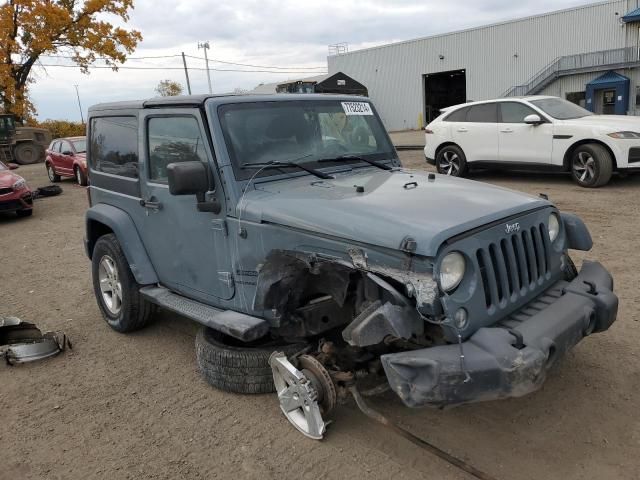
[85,94,618,439]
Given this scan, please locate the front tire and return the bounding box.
[46,163,61,182]
[436,145,468,177]
[13,142,42,165]
[16,209,33,218]
[91,234,155,332]
[571,144,613,188]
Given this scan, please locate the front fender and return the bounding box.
[85,204,158,285]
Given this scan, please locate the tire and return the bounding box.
[91,233,155,332]
[74,166,88,186]
[46,163,61,182]
[195,327,307,394]
[571,144,613,188]
[16,209,33,218]
[563,255,578,281]
[436,145,468,177]
[13,142,42,165]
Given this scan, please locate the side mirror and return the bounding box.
[167,161,208,195]
[62,150,74,156]
[167,161,221,214]
[524,114,543,125]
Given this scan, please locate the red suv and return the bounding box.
[0,161,33,217]
[45,136,88,186]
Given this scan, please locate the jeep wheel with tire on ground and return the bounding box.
[84,94,618,440]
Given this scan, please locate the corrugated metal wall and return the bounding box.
[328,0,635,131]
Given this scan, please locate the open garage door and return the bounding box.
[424,69,466,124]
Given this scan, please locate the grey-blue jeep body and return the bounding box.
[84,94,617,409]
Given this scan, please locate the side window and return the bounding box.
[90,116,139,178]
[467,104,498,123]
[147,116,207,183]
[444,107,469,122]
[51,141,59,152]
[500,102,538,123]
[60,141,71,154]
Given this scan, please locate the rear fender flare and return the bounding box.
[85,204,158,285]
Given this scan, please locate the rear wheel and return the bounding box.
[16,209,33,218]
[13,142,42,165]
[91,234,155,332]
[46,163,61,182]
[571,144,613,188]
[74,166,88,186]
[195,327,307,394]
[436,145,468,177]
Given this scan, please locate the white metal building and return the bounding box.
[328,0,640,131]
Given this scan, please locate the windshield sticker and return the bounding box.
[342,102,373,116]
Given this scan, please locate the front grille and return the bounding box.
[0,200,22,211]
[0,187,12,195]
[476,223,551,308]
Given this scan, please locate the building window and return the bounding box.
[566,91,586,108]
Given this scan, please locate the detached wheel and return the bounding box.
[91,234,155,332]
[46,163,61,182]
[74,166,88,186]
[195,327,307,394]
[571,144,613,188]
[436,145,468,177]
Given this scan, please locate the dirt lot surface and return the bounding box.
[2,158,639,480]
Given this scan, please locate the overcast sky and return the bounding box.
[30,0,602,121]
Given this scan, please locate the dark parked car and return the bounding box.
[84,94,618,440]
[45,136,88,186]
[0,161,33,217]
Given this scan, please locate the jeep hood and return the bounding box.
[240,169,549,257]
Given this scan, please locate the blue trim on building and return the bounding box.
[622,7,640,23]
[585,71,629,115]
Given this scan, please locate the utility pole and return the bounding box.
[181,52,192,95]
[74,85,84,124]
[198,41,212,94]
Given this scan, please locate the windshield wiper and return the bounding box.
[241,161,333,180]
[317,155,393,171]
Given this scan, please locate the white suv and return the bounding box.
[424,95,640,187]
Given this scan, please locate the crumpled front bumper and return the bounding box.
[380,261,618,408]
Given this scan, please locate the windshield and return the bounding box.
[217,100,397,180]
[72,139,86,153]
[530,98,593,120]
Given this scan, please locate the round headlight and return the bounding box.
[439,252,466,292]
[548,213,560,242]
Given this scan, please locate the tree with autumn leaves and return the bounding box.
[0,0,141,120]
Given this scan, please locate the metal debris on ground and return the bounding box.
[0,316,71,365]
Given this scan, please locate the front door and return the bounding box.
[58,140,75,175]
[498,102,553,164]
[138,109,234,302]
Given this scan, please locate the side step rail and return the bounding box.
[139,286,269,342]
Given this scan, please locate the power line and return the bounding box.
[12,62,327,74]
[40,53,327,71]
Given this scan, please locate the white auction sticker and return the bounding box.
[341,102,373,115]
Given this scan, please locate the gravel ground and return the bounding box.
[1,157,638,480]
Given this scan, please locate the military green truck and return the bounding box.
[0,114,52,165]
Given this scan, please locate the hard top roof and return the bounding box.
[88,93,368,112]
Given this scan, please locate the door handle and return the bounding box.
[457,128,468,133]
[500,128,514,133]
[140,198,162,211]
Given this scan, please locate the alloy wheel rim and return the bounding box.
[47,165,55,181]
[76,168,82,185]
[573,152,595,183]
[439,151,460,175]
[98,255,122,315]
